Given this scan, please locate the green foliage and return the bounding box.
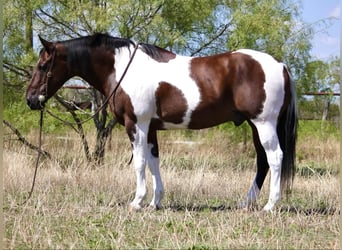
[4,99,61,134]
[298,98,340,121]
[298,57,340,95]
[3,0,339,137]
[3,87,93,134]
[297,120,339,139]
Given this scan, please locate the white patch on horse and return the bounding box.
[115,45,201,127]
[239,179,260,209]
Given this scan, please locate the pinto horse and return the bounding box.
[26,33,297,211]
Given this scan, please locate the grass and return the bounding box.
[3,122,340,249]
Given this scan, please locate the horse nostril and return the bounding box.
[26,97,41,110]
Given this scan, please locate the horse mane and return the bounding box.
[59,33,176,65]
[60,33,136,54]
[59,33,134,69]
[139,43,176,62]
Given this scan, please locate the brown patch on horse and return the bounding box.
[109,88,137,142]
[140,44,176,62]
[188,52,266,129]
[230,52,266,118]
[155,82,187,124]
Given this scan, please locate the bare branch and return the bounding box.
[37,8,83,37]
[3,61,32,78]
[190,23,230,56]
[53,95,92,162]
[3,120,51,158]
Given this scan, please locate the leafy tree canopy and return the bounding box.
[3,0,339,130]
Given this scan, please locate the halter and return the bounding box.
[39,48,56,107]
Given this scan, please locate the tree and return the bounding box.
[4,0,319,163]
[300,57,340,120]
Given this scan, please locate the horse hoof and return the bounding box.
[128,203,142,212]
[238,201,257,212]
[262,203,276,213]
[146,204,162,211]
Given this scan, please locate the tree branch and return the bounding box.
[3,61,32,78]
[53,95,92,162]
[36,8,83,37]
[3,120,51,158]
[190,23,230,56]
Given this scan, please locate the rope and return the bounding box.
[20,109,44,205]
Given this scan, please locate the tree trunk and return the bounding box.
[92,90,117,164]
[53,92,117,165]
[25,1,33,52]
[322,99,330,121]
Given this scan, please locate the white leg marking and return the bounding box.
[130,122,149,210]
[253,120,283,212]
[239,179,260,209]
[147,144,164,209]
[248,179,261,204]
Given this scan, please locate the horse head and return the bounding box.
[26,36,70,110]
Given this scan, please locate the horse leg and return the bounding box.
[147,126,164,209]
[242,121,269,208]
[251,119,283,212]
[127,120,150,211]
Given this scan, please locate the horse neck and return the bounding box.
[67,47,116,96]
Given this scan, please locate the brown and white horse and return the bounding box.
[26,33,297,211]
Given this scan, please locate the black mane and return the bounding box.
[61,33,135,52]
[58,33,175,66]
[139,43,176,62]
[59,33,134,71]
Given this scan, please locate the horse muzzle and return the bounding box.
[26,95,46,110]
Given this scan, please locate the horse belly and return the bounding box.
[187,102,238,129]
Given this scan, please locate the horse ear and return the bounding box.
[38,35,53,53]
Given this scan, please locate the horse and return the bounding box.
[26,33,297,212]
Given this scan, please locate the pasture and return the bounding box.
[4,121,340,249]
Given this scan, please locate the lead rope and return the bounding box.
[20,109,44,206]
[19,49,54,206]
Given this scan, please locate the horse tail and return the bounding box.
[277,67,298,194]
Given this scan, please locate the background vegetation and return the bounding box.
[4,0,340,126]
[3,0,340,160]
[3,0,340,248]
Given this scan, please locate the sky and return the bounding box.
[301,0,340,60]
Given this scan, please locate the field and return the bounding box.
[4,121,340,249]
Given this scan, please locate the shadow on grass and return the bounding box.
[164,204,338,216]
[280,206,338,216]
[167,204,233,212]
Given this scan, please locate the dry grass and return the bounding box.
[4,126,340,249]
